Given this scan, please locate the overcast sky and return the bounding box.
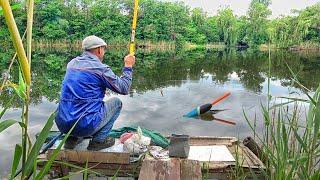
[163,0,319,18]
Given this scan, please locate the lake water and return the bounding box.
[0,47,319,176]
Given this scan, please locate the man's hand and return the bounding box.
[124,54,135,68]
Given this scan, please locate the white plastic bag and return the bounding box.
[123,127,151,154]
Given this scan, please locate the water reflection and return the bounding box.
[196,110,236,126]
[0,48,319,175]
[1,48,319,107]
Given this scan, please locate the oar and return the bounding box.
[129,0,139,55]
[184,92,231,117]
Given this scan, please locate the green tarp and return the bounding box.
[109,127,169,148]
[41,126,169,149]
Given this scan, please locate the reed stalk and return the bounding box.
[25,1,34,153]
[0,0,31,86]
[22,0,34,178]
[265,40,271,168]
[26,0,34,65]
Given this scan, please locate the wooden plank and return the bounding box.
[189,137,237,146]
[228,144,266,169]
[205,162,230,171]
[139,158,181,180]
[87,162,141,177]
[180,159,202,180]
[37,159,142,177]
[242,146,265,169]
[47,149,130,164]
[164,136,237,146]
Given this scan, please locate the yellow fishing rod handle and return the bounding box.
[129,43,135,56]
[130,0,139,55]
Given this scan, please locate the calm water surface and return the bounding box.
[0,48,319,175]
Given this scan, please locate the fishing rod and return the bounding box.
[129,0,139,55]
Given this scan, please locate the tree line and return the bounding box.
[0,0,319,48]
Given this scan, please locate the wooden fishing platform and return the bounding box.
[37,136,265,179]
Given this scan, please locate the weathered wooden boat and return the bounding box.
[37,136,265,179]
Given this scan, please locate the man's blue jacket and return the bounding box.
[55,51,132,137]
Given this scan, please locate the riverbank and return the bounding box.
[184,42,320,51]
[31,39,175,51]
[260,42,320,51]
[1,39,318,52]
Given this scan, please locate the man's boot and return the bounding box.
[64,136,83,149]
[87,137,115,151]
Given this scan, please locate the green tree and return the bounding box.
[246,2,271,47]
[191,8,206,28]
[216,8,237,46]
[61,0,92,40]
[88,0,130,41]
[296,3,320,43]
[206,17,220,43]
[250,0,271,7]
[185,8,208,44]
[137,0,190,42]
[0,0,319,48]
[269,3,320,48]
[34,0,69,39]
[235,16,249,45]
[269,17,293,48]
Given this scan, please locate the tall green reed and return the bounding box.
[243,47,320,179]
[1,0,31,178]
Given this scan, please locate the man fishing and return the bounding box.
[55,35,135,151]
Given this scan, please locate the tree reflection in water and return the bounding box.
[0,47,319,107]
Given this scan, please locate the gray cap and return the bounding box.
[82,35,107,50]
